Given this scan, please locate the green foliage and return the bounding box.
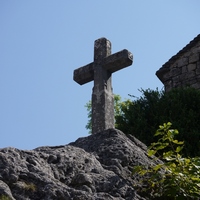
[115,87,200,157]
[85,100,92,134]
[115,88,162,141]
[85,87,200,156]
[133,122,200,199]
[0,195,11,200]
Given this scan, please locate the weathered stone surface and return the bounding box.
[156,34,200,92]
[177,57,188,67]
[0,129,154,200]
[187,63,196,71]
[73,38,133,134]
[189,53,199,63]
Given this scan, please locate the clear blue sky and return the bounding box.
[1,1,199,150]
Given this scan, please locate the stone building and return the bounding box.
[156,34,200,92]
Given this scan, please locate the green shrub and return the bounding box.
[133,122,200,199]
[86,87,200,157]
[115,87,200,157]
[0,195,11,200]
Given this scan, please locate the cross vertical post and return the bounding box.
[92,38,114,134]
[73,38,133,134]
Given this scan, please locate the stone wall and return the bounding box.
[156,35,200,92]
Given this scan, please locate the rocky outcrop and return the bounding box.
[0,129,154,200]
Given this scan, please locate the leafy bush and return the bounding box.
[133,122,200,199]
[115,88,163,146]
[0,195,11,200]
[115,87,200,157]
[86,87,200,157]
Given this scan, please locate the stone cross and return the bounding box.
[73,38,133,134]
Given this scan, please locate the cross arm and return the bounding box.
[73,62,94,85]
[103,49,133,73]
[73,49,133,85]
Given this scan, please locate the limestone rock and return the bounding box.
[0,129,154,199]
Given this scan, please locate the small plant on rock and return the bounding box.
[0,195,11,200]
[133,122,200,199]
[23,182,36,192]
